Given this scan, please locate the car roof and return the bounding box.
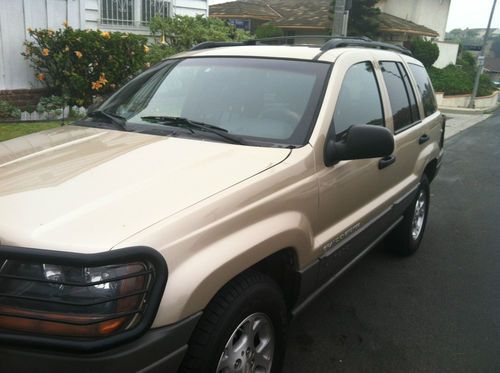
[172,44,423,66]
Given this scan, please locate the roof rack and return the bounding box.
[189,35,412,56]
[319,38,412,56]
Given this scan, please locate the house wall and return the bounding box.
[433,41,459,68]
[377,0,451,41]
[0,0,208,91]
[0,0,85,91]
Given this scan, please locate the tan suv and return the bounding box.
[0,38,444,372]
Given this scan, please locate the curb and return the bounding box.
[439,105,498,115]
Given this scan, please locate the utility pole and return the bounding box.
[332,0,347,36]
[469,0,497,108]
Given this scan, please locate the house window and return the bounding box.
[141,0,171,24]
[100,0,171,27]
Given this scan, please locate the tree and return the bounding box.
[408,38,439,68]
[149,15,250,54]
[331,0,381,39]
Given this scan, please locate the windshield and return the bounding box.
[96,57,330,147]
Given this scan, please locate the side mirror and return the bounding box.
[324,124,394,166]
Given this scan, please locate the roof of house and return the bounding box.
[209,1,281,20]
[378,13,439,37]
[209,0,439,36]
[485,57,500,73]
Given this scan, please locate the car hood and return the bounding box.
[0,125,290,252]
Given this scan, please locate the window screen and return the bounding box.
[333,62,384,140]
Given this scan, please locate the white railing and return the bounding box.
[100,0,171,27]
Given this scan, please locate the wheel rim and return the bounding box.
[411,190,426,240]
[216,312,275,373]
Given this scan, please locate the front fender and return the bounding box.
[152,211,313,326]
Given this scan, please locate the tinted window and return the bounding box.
[333,62,384,140]
[380,61,419,132]
[409,63,438,117]
[400,64,420,123]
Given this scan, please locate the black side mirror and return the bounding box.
[324,124,394,166]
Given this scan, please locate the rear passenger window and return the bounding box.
[333,62,384,140]
[408,63,438,117]
[380,61,419,132]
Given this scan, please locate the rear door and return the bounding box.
[376,59,424,200]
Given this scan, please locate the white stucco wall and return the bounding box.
[435,91,499,109]
[0,0,208,90]
[377,0,451,40]
[433,41,459,68]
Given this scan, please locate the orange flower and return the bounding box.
[101,31,110,39]
[74,51,83,59]
[41,48,49,56]
[91,73,108,91]
[63,20,69,28]
[36,73,45,81]
[143,45,150,53]
[98,73,108,84]
[91,81,103,91]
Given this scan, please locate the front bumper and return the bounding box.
[0,312,202,373]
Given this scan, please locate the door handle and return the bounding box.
[419,134,430,145]
[378,155,396,169]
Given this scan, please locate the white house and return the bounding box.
[0,0,208,95]
[377,0,458,68]
[377,0,451,41]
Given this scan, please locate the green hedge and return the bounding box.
[429,62,495,97]
[23,26,148,106]
[408,39,439,68]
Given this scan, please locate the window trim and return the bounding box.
[99,0,172,28]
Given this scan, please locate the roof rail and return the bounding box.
[190,36,412,56]
[190,41,247,51]
[320,38,412,56]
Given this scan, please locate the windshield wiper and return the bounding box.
[87,110,127,131]
[141,116,245,145]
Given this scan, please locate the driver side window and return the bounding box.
[333,61,385,140]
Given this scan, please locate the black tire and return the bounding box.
[179,271,288,373]
[388,175,430,256]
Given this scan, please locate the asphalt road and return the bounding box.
[283,112,500,373]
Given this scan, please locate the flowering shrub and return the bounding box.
[23,25,148,105]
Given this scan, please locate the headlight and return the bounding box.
[0,246,167,350]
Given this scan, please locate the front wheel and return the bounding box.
[388,175,430,256]
[179,271,287,373]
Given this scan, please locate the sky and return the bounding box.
[446,0,499,31]
[208,0,500,31]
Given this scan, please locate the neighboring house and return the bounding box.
[0,0,208,103]
[210,0,442,41]
[377,0,451,41]
[210,0,457,67]
[485,57,500,84]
